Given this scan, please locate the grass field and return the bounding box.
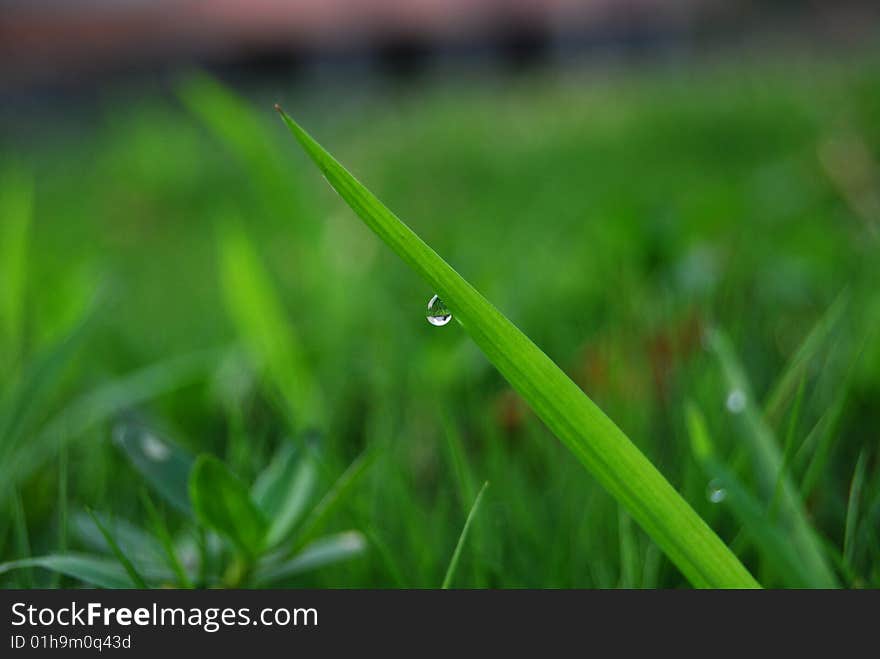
[1,52,878,588]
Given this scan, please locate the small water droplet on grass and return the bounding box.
[706,479,727,504]
[141,433,171,461]
[726,388,746,414]
[427,294,452,327]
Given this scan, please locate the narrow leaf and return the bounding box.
[276,108,759,589]
[442,481,489,589]
[253,531,366,585]
[0,554,133,589]
[87,510,148,588]
[709,329,837,587]
[844,451,867,569]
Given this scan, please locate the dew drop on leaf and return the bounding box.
[141,433,171,462]
[725,388,746,414]
[706,479,727,504]
[426,294,452,327]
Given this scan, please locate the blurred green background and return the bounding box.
[1,27,879,587]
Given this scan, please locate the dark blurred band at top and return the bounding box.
[1,0,879,91]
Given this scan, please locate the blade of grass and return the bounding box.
[769,373,806,517]
[292,449,377,553]
[442,480,489,589]
[0,554,134,589]
[440,411,486,587]
[798,373,853,500]
[763,292,848,426]
[140,491,193,588]
[253,531,366,586]
[618,508,640,588]
[52,447,69,588]
[844,451,867,570]
[276,107,759,589]
[87,509,148,588]
[709,330,837,587]
[178,73,304,222]
[218,222,323,428]
[685,402,815,587]
[0,166,32,373]
[3,350,214,505]
[11,491,33,587]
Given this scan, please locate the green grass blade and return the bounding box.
[253,531,366,585]
[618,509,640,588]
[178,73,303,221]
[442,480,489,589]
[189,455,269,559]
[86,509,148,588]
[686,402,816,588]
[276,108,759,589]
[11,491,33,587]
[0,166,32,372]
[2,350,214,506]
[140,491,193,588]
[844,451,867,570]
[768,373,806,518]
[763,292,848,426]
[292,449,376,553]
[218,222,322,428]
[709,330,837,587]
[0,554,134,589]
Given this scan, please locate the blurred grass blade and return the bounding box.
[709,330,837,587]
[72,509,165,567]
[178,73,303,220]
[113,421,195,515]
[292,449,377,553]
[0,315,92,464]
[253,531,366,585]
[140,491,193,588]
[11,491,33,587]
[844,451,867,569]
[252,442,318,548]
[763,292,848,426]
[797,354,859,500]
[442,481,489,589]
[0,166,32,371]
[276,108,759,589]
[189,455,268,559]
[770,374,807,514]
[3,350,214,505]
[618,509,640,588]
[0,554,133,589]
[218,222,323,428]
[87,510,148,588]
[441,411,477,509]
[685,402,816,587]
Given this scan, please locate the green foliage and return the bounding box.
[2,58,879,588]
[0,422,367,587]
[190,455,269,559]
[276,107,758,588]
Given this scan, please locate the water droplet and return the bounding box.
[141,433,170,462]
[706,479,727,504]
[726,388,746,414]
[426,294,452,327]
